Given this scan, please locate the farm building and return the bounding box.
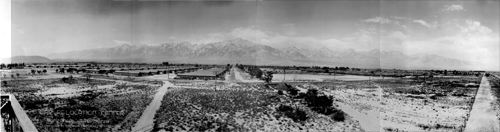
[176,68,228,80]
[114,70,165,77]
[113,67,200,77]
[114,71,142,76]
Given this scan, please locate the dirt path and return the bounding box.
[233,67,245,82]
[337,103,380,131]
[225,67,237,83]
[464,76,500,132]
[231,67,262,83]
[132,81,174,132]
[335,82,382,132]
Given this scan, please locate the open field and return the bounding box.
[152,84,362,131]
[487,73,500,127]
[273,73,391,82]
[282,75,481,131]
[376,76,480,131]
[1,76,161,131]
[465,76,499,131]
[1,63,494,132]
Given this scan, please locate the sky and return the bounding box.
[9,0,500,71]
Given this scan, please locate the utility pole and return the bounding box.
[333,70,336,80]
[283,68,286,82]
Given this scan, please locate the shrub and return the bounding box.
[277,90,284,95]
[276,83,299,96]
[277,105,294,112]
[61,76,76,84]
[290,108,308,122]
[331,110,345,121]
[276,105,308,122]
[304,89,333,108]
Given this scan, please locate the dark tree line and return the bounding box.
[432,70,481,76]
[30,69,47,75]
[56,68,92,74]
[0,63,26,69]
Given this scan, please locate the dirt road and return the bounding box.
[464,76,500,132]
[230,67,262,83]
[132,81,174,132]
[327,82,382,132]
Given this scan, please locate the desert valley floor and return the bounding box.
[1,65,499,132]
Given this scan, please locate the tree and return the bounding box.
[1,81,7,86]
[83,74,91,81]
[80,69,87,73]
[263,71,273,83]
[42,69,47,74]
[31,69,36,75]
[322,67,329,73]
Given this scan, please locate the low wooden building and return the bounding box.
[176,68,228,80]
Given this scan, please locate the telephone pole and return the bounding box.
[283,68,286,82]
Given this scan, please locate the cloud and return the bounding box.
[113,40,131,45]
[389,31,408,40]
[363,16,438,30]
[403,19,499,70]
[281,23,297,36]
[442,4,464,12]
[359,15,498,70]
[412,19,435,28]
[363,17,393,24]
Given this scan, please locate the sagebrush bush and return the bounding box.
[276,105,308,122]
[331,110,345,121]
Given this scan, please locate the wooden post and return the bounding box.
[283,68,286,82]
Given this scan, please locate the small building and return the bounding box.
[113,71,141,77]
[176,68,228,80]
[114,70,156,77]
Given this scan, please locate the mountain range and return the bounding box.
[44,38,470,70]
[0,56,52,64]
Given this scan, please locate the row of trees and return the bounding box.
[432,70,481,76]
[0,63,26,69]
[56,68,84,74]
[31,69,47,75]
[2,73,20,78]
